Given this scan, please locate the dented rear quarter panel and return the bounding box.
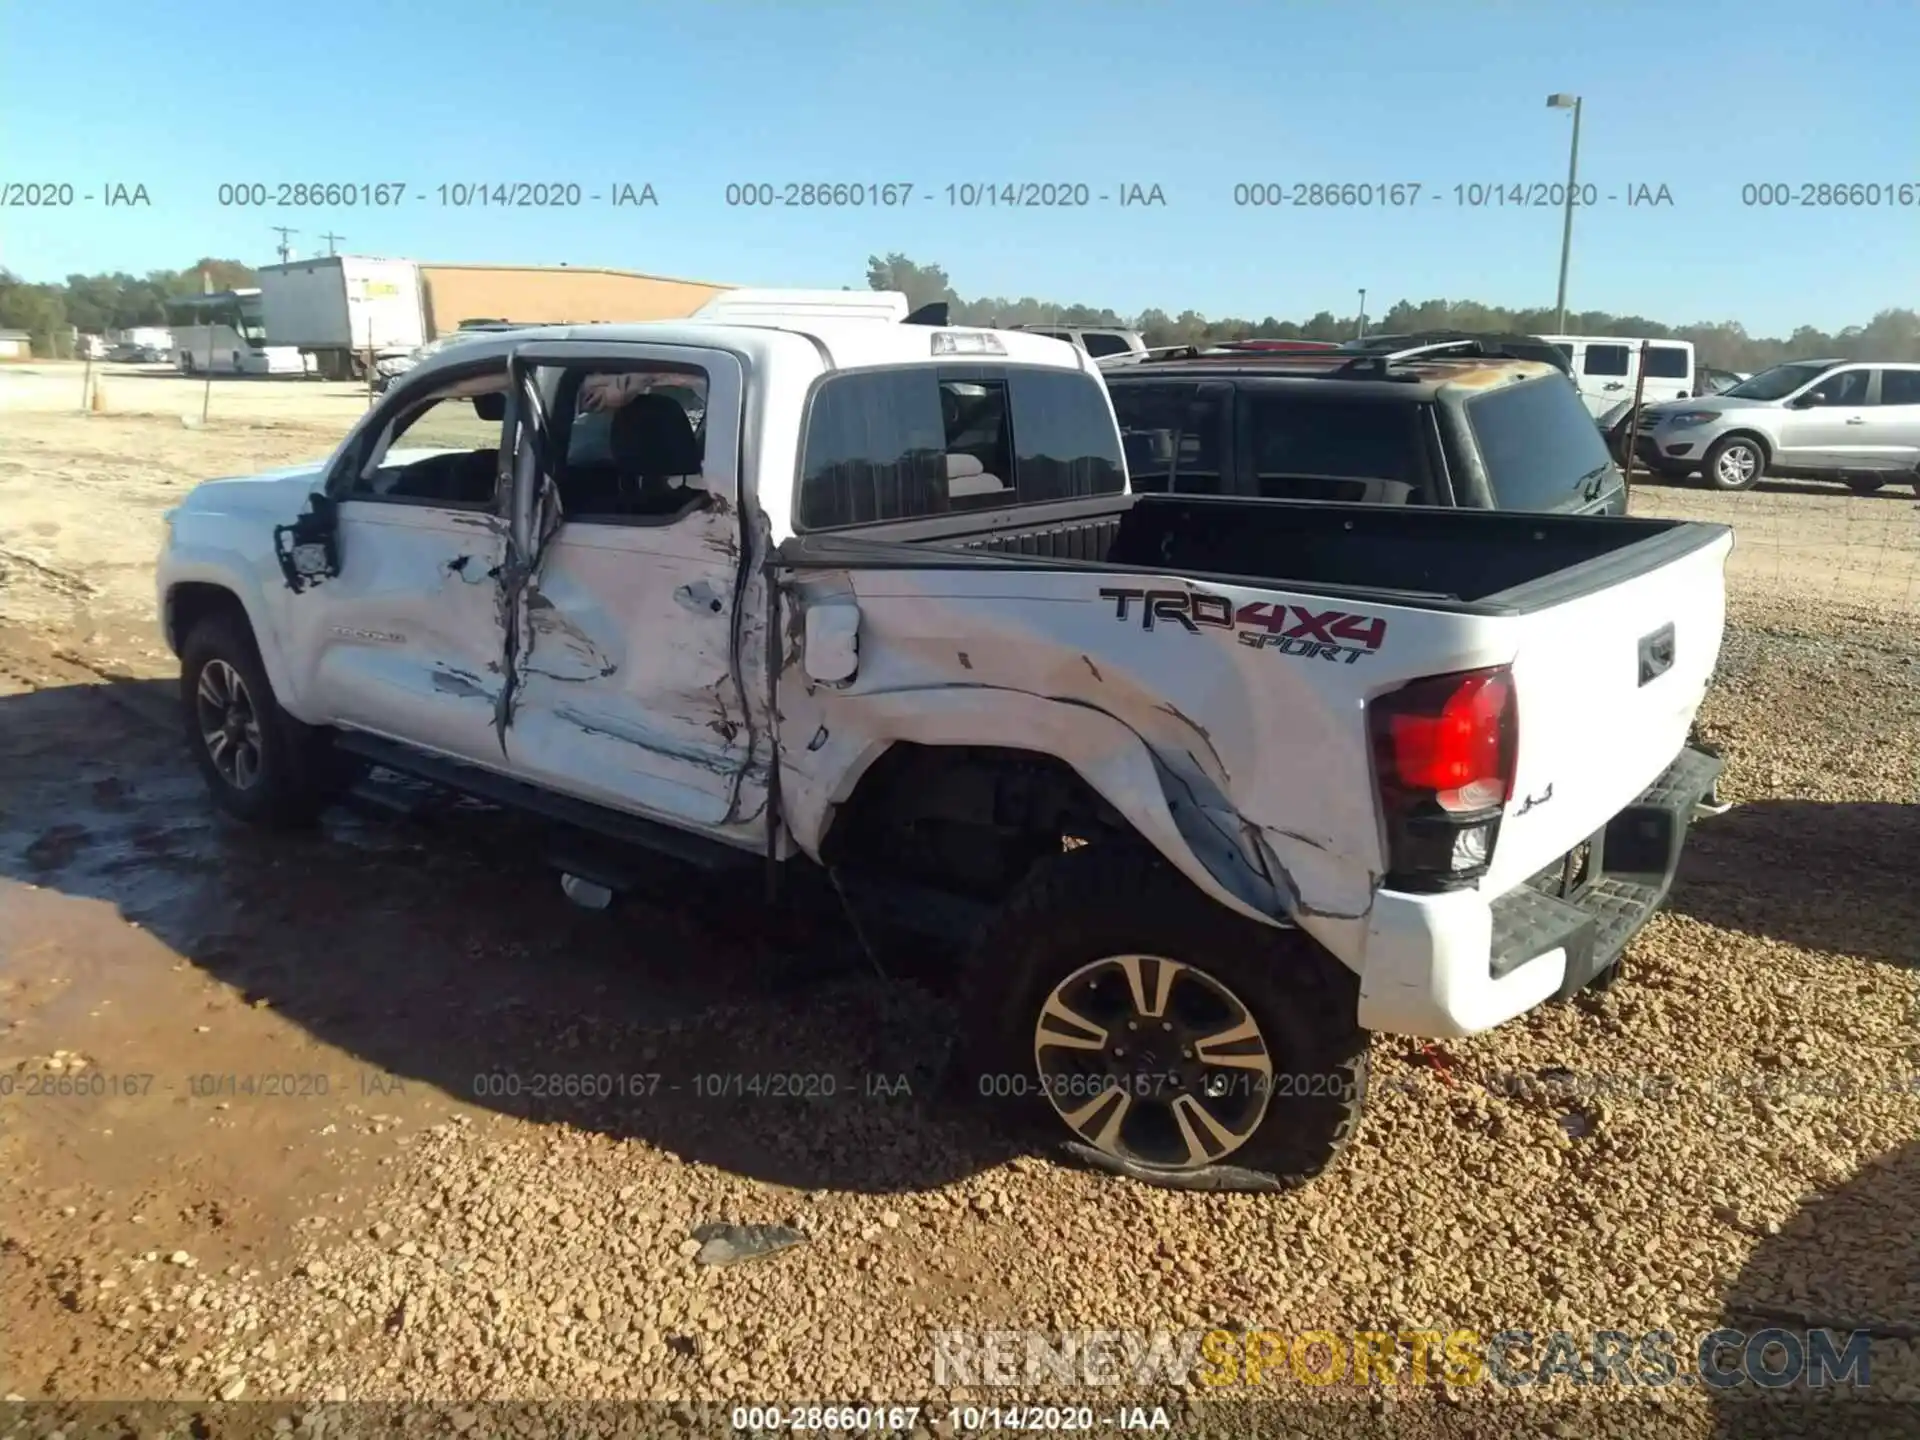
[774,561,1516,955]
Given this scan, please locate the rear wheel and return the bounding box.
[1702,435,1765,491]
[1845,477,1886,495]
[180,612,350,827]
[959,844,1368,1191]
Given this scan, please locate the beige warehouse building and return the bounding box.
[417,264,732,336]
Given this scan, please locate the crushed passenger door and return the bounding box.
[493,340,765,842]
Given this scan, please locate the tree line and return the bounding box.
[0,260,257,357]
[866,254,1920,372]
[5,252,1914,373]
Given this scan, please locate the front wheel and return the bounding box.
[959,844,1368,1191]
[1702,435,1766,491]
[179,612,348,827]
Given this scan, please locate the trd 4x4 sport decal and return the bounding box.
[1097,587,1386,665]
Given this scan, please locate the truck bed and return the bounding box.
[777,493,1729,613]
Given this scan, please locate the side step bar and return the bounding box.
[332,732,757,873]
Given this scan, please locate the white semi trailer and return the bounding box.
[257,256,427,380]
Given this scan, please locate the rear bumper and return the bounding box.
[1355,745,1723,1037]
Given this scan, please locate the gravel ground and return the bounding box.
[1,398,1916,1435]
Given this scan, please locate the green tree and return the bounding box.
[864,253,956,311]
[0,270,71,356]
[862,254,1920,371]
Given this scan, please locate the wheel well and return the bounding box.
[165,582,250,655]
[821,743,1134,902]
[1713,429,1772,463]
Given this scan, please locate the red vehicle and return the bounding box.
[1204,338,1344,353]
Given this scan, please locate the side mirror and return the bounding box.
[272,492,341,592]
[472,391,507,423]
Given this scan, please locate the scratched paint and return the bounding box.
[552,705,737,774]
[524,591,618,678]
[674,579,726,615]
[431,669,493,701]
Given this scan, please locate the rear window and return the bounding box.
[796,365,1124,529]
[1109,382,1224,494]
[1080,332,1133,358]
[1879,369,1920,405]
[1244,393,1427,503]
[1467,375,1616,511]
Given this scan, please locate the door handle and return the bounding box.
[1844,416,1868,425]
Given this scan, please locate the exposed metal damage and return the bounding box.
[430,668,492,701]
[523,592,618,680]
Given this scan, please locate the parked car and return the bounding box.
[158,292,1731,1191]
[1102,339,1628,515]
[1206,338,1345,354]
[1011,324,1148,364]
[1630,358,1920,492]
[1541,334,1696,418]
[371,323,524,393]
[1599,365,1749,462]
[1345,331,1574,377]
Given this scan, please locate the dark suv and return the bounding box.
[1103,343,1627,515]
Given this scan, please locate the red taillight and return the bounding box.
[1382,671,1516,809]
[1368,666,1519,891]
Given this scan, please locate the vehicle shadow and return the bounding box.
[1709,1138,1919,1438]
[1671,799,1918,968]
[1629,470,1916,502]
[0,676,1020,1195]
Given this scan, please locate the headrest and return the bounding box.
[608,393,700,476]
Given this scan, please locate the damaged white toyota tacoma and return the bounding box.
[157,289,1733,1191]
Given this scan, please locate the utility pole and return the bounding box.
[271,227,298,264]
[1547,93,1583,332]
[1356,288,1368,341]
[319,231,344,256]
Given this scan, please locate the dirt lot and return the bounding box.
[2,362,1917,1433]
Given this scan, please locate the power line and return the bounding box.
[271,227,299,263]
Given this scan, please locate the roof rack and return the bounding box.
[1339,332,1573,375]
[1093,344,1215,367]
[1328,339,1569,380]
[1096,342,1335,369]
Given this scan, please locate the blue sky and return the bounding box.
[3,0,1916,335]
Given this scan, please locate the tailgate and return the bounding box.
[1481,527,1731,891]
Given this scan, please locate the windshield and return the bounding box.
[1724,362,1834,401]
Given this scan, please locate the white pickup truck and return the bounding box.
[157,289,1732,1191]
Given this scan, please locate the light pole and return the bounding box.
[1356,288,1367,340]
[1547,93,1582,332]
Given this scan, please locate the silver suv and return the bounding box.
[1633,358,1920,493]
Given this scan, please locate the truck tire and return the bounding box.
[958,843,1368,1192]
[1845,477,1885,495]
[179,611,349,827]
[1702,435,1765,491]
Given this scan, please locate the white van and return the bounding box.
[1541,335,1696,418]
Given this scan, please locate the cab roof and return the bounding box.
[401,316,1095,385]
